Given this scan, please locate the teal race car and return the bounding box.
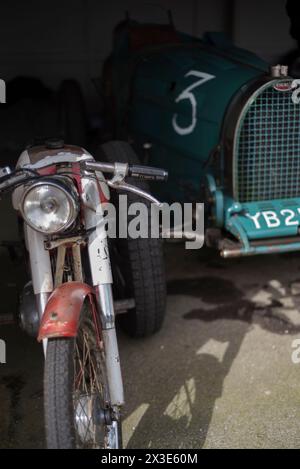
[103,17,300,258]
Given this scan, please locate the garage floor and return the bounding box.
[1,198,300,449]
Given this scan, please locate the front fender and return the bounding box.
[37,282,95,342]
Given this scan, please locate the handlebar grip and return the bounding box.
[128,165,168,182]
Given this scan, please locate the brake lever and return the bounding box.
[104,163,162,206]
[107,178,162,206]
[89,161,162,206]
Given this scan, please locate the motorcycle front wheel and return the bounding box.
[44,302,122,449]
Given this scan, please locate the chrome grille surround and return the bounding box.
[233,79,300,202]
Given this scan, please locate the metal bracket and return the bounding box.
[44,236,86,250]
[111,163,128,183]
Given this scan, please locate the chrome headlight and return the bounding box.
[21,178,79,234]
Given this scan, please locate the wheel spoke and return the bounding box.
[72,311,118,448]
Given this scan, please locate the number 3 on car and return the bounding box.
[172,70,215,136]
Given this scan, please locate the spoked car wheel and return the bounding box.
[44,303,122,449]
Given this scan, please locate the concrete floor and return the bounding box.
[1,197,300,448]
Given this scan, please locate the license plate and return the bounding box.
[246,208,300,230]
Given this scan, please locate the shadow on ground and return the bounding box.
[123,247,300,449]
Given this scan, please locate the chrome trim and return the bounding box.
[107,179,161,205]
[36,292,50,320]
[96,284,115,330]
[102,329,125,407]
[36,292,50,356]
[20,177,79,234]
[107,420,121,449]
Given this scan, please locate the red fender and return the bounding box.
[38,282,95,342]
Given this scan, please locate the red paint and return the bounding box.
[98,180,108,203]
[37,161,108,203]
[71,162,83,194]
[38,166,57,176]
[38,282,97,341]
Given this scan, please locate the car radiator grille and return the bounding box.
[234,81,300,202]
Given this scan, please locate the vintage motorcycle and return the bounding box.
[0,139,167,449]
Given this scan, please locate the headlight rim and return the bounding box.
[20,177,79,235]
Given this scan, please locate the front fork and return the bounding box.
[86,230,125,407]
[83,175,125,408]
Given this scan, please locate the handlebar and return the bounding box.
[0,160,168,198]
[0,168,36,192]
[82,161,168,182]
[0,172,13,185]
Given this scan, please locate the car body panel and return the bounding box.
[110,27,267,202]
[108,21,300,256]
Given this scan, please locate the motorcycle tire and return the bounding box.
[44,302,122,449]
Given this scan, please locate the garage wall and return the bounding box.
[0,0,295,109]
[233,0,294,63]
